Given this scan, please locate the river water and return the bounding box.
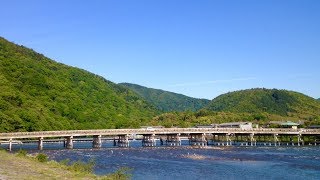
[3,140,320,179]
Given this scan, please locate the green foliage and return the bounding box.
[36,153,48,162]
[206,88,320,118]
[68,159,95,174]
[151,109,319,128]
[0,37,158,132]
[150,89,320,127]
[57,159,132,179]
[16,149,27,157]
[1,36,319,132]
[107,167,132,180]
[120,83,210,112]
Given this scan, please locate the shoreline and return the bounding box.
[0,149,130,179]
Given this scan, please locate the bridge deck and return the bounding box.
[1,128,320,139]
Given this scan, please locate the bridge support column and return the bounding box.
[250,134,256,146]
[8,138,12,151]
[167,134,181,146]
[66,136,73,149]
[93,135,102,148]
[226,134,232,146]
[160,137,164,146]
[118,135,129,147]
[216,135,224,146]
[290,136,294,146]
[189,133,207,147]
[142,134,156,147]
[297,134,304,146]
[113,137,117,146]
[38,137,44,150]
[273,134,279,146]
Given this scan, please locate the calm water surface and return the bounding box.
[3,141,320,180]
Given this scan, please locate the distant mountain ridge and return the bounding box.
[119,83,210,112]
[206,88,320,118]
[0,37,157,132]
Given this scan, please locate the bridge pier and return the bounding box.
[226,134,233,146]
[8,138,12,151]
[166,134,181,146]
[66,136,73,149]
[290,136,295,146]
[214,135,227,146]
[118,135,129,147]
[249,134,256,146]
[297,134,304,146]
[314,136,320,146]
[160,137,164,146]
[38,137,44,150]
[93,135,102,148]
[142,134,156,147]
[189,133,207,147]
[236,135,242,146]
[273,134,279,146]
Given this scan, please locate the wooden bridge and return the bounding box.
[1,128,320,151]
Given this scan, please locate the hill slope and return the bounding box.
[206,88,320,118]
[0,37,157,132]
[119,83,210,112]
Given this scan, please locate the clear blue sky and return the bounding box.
[1,0,319,99]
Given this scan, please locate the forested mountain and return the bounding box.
[206,88,320,118]
[119,83,210,112]
[1,36,319,132]
[0,37,158,132]
[149,89,320,128]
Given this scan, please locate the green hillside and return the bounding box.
[206,88,320,118]
[119,83,210,112]
[0,37,157,132]
[149,89,320,128]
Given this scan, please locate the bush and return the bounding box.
[69,159,95,174]
[16,149,27,157]
[36,153,48,162]
[108,167,132,180]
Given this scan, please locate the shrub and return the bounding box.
[108,167,132,180]
[36,153,48,162]
[16,149,27,157]
[69,159,95,174]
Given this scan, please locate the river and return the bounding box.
[2,140,320,179]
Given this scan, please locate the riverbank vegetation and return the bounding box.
[0,149,131,179]
[150,110,320,128]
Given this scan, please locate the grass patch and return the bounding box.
[36,153,48,162]
[0,150,133,179]
[16,149,27,157]
[56,158,132,179]
[66,159,95,174]
[106,167,132,180]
